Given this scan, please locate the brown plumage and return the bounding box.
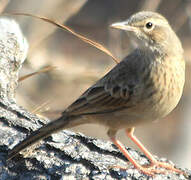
[8,11,185,176]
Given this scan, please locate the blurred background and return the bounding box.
[2,0,191,169]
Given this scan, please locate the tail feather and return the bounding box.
[8,115,77,160]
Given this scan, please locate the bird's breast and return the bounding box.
[140,56,185,120]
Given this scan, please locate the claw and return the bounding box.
[109,164,166,176]
[154,161,184,175]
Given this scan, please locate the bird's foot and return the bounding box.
[109,164,166,176]
[149,161,185,175]
[109,161,186,177]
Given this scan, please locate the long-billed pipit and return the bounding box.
[8,11,185,176]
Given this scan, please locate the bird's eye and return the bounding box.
[145,22,153,29]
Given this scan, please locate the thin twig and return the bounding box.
[5,13,119,64]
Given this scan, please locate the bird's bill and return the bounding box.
[110,22,136,32]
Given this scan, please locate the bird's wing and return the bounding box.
[65,51,143,115]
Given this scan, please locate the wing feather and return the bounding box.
[65,49,144,115]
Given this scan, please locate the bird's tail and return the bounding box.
[7,114,79,160]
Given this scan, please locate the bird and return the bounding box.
[8,11,185,176]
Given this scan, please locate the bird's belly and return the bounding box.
[91,83,184,130]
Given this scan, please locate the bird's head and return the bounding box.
[111,11,183,55]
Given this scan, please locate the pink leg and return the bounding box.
[108,129,164,176]
[126,128,183,174]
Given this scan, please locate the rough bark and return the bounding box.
[0,16,190,180]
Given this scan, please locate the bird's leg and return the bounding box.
[126,128,157,165]
[126,128,183,174]
[108,129,163,176]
